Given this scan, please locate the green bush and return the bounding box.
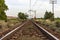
[39,20,60,32]
[55,21,60,27]
[44,11,54,21]
[49,23,57,31]
[18,12,28,20]
[56,28,60,33]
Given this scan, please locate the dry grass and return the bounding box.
[0,19,20,33]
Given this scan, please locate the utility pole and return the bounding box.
[50,0,57,13]
[50,0,57,20]
[52,1,54,14]
[28,10,36,19]
[34,10,36,19]
[29,0,37,19]
[30,0,31,18]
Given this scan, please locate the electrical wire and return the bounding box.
[33,0,37,6]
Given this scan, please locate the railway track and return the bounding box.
[0,20,59,40]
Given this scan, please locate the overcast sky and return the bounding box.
[5,0,60,18]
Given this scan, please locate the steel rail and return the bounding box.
[0,20,59,40]
[32,21,59,40]
[0,21,28,40]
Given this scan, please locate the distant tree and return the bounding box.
[56,17,60,19]
[44,11,49,19]
[49,12,54,21]
[0,0,8,21]
[18,12,28,20]
[44,11,54,21]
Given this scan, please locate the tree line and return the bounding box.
[0,0,55,21]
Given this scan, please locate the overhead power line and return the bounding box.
[32,0,37,6]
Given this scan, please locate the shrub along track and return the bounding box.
[0,20,59,40]
[0,21,25,38]
[36,21,60,39]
